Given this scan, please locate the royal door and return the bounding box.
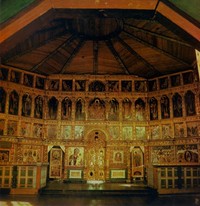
[86,130,106,181]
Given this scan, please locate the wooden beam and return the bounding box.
[1,0,199,54]
[105,39,130,75]
[124,22,192,47]
[123,29,191,66]
[52,0,157,10]
[157,2,200,42]
[117,36,161,77]
[60,39,85,74]
[4,29,68,62]
[0,0,157,45]
[30,34,77,72]
[0,1,52,44]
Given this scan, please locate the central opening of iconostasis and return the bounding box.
[86,130,107,181]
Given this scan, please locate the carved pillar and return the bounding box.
[180,92,186,117]
[132,97,136,121]
[119,97,123,121]
[20,90,26,118]
[168,93,175,137]
[157,96,161,120]
[146,97,150,121]
[43,95,48,120]
[71,96,76,121]
[57,96,62,121]
[5,88,10,115]
[169,93,173,119]
[85,97,89,121]
[31,93,36,118]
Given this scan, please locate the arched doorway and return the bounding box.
[86,130,106,181]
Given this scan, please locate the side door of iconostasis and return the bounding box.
[131,147,144,180]
[86,131,106,181]
[49,148,63,179]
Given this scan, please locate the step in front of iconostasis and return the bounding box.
[39,181,158,197]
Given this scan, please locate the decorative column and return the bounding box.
[157,96,161,121]
[85,96,89,121]
[180,92,186,117]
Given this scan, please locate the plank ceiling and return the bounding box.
[0,0,200,79]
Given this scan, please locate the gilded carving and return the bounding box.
[0,150,9,162]
[7,120,18,136]
[21,122,31,137]
[150,126,160,140]
[0,67,199,184]
[174,122,185,138]
[152,146,175,164]
[187,122,199,137]
[176,144,198,163]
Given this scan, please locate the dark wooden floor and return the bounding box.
[1,181,199,205]
[1,193,200,206]
[40,180,156,196]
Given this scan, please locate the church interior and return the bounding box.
[0,0,200,198]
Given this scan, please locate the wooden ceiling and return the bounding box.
[0,1,200,79]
